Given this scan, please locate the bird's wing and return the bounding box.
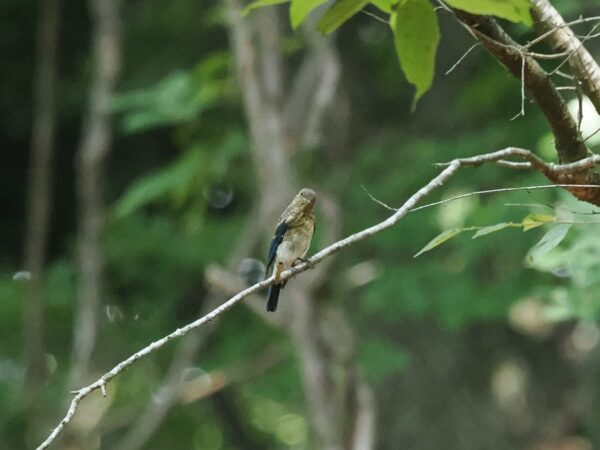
[266,221,289,277]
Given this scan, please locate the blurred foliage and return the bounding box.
[2,0,600,449]
[528,194,600,321]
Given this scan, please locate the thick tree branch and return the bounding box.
[531,0,600,114]
[453,10,589,164]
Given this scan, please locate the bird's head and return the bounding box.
[296,188,317,212]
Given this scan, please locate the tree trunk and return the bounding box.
[72,0,122,388]
[225,3,375,448]
[22,0,60,446]
[23,0,59,397]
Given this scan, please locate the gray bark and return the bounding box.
[23,0,60,395]
[72,0,122,387]
[531,0,600,115]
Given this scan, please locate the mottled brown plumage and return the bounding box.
[266,188,316,312]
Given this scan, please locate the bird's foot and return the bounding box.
[297,257,316,269]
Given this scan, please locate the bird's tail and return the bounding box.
[266,284,281,312]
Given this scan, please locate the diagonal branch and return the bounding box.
[40,146,554,450]
[112,210,267,450]
[40,147,597,449]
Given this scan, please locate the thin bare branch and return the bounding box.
[360,9,388,25]
[361,185,396,212]
[44,145,532,449]
[523,15,600,50]
[510,50,526,120]
[410,184,600,213]
[436,147,600,175]
[524,49,572,60]
[547,21,600,78]
[36,146,600,449]
[584,125,600,143]
[554,70,575,81]
[445,43,480,75]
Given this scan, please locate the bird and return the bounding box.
[265,188,317,312]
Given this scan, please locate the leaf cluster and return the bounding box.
[244,0,531,107]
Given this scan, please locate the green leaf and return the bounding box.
[472,222,515,238]
[242,0,290,16]
[414,228,463,257]
[390,0,440,109]
[445,0,532,25]
[112,65,226,134]
[114,149,206,218]
[317,0,369,34]
[527,223,571,263]
[290,0,328,29]
[522,213,554,231]
[371,0,398,13]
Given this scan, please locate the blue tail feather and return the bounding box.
[266,284,281,312]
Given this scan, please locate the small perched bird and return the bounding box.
[265,188,317,312]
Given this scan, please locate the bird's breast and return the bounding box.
[276,226,312,266]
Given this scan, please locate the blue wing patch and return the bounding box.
[266,221,288,277]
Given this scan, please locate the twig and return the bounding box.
[445,43,479,75]
[410,184,600,212]
[548,21,600,77]
[554,70,575,80]
[575,31,600,40]
[584,125,600,143]
[524,49,572,60]
[360,9,388,25]
[361,185,396,212]
[365,184,600,214]
[511,50,526,120]
[436,148,600,175]
[523,15,600,50]
[575,78,584,133]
